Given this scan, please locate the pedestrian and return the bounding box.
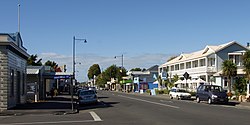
[50,88,54,98]
[54,88,58,96]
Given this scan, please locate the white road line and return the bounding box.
[0,120,95,125]
[89,111,102,121]
[160,100,173,103]
[118,95,180,109]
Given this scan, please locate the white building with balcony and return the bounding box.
[159,41,249,91]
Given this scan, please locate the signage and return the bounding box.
[183,72,189,79]
[54,75,71,79]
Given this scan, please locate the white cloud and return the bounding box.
[38,52,173,82]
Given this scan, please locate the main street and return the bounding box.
[1,91,250,125]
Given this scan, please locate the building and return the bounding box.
[159,41,249,91]
[0,32,29,111]
[127,65,159,92]
[27,66,72,101]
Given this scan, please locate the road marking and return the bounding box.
[118,95,180,109]
[89,111,102,121]
[0,120,96,125]
[160,100,173,103]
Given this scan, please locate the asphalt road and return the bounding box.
[0,91,250,125]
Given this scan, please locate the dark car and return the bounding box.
[196,85,228,104]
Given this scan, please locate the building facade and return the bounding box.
[0,33,29,111]
[159,41,249,91]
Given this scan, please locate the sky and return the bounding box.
[1,0,250,82]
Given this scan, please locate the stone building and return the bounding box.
[0,32,29,112]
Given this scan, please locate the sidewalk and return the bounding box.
[0,95,78,116]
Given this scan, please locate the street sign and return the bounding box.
[183,72,189,79]
[54,75,71,79]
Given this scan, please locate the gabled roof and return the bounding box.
[166,41,248,65]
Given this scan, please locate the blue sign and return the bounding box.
[54,75,71,79]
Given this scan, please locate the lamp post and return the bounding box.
[114,54,124,91]
[114,54,124,69]
[72,36,87,111]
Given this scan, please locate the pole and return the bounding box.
[71,36,75,111]
[18,0,20,33]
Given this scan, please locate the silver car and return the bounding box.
[78,90,98,105]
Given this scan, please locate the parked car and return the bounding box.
[169,87,191,100]
[78,89,98,105]
[196,84,228,104]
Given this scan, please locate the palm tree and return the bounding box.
[222,60,237,93]
[27,54,42,66]
[242,50,250,94]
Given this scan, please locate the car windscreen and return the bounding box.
[80,90,95,95]
[177,89,187,92]
[210,86,224,92]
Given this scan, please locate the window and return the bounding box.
[235,55,241,66]
[199,59,206,66]
[10,69,14,96]
[186,62,191,69]
[192,60,198,68]
[171,65,174,71]
[180,63,185,70]
[175,64,179,70]
[208,58,215,66]
[224,77,228,87]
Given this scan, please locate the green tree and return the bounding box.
[27,54,42,66]
[172,74,179,83]
[242,50,250,87]
[233,77,247,95]
[45,60,58,71]
[222,60,237,93]
[88,64,101,79]
[95,73,107,88]
[130,68,142,71]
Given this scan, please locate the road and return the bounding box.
[0,91,250,125]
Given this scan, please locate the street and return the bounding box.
[1,91,250,125]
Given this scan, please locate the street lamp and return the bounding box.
[114,54,124,70]
[71,36,87,111]
[114,54,124,91]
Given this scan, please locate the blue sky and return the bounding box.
[1,0,250,82]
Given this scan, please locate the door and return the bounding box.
[16,71,21,104]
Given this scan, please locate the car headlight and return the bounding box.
[212,95,218,99]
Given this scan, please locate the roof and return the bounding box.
[166,41,248,65]
[147,65,159,71]
[27,66,44,75]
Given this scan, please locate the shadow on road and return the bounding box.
[77,101,120,111]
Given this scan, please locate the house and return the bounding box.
[127,65,159,93]
[27,65,72,101]
[159,41,250,92]
[0,32,29,112]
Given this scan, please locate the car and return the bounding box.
[78,89,98,105]
[196,84,228,104]
[169,87,191,100]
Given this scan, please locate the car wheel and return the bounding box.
[208,98,212,104]
[177,95,180,100]
[170,95,173,99]
[196,97,200,103]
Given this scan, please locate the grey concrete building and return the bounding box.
[0,32,29,112]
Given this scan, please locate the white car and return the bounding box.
[169,88,191,100]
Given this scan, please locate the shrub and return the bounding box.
[146,89,151,94]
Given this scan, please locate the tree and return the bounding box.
[87,64,101,79]
[233,77,247,95]
[95,73,107,88]
[222,60,237,93]
[130,68,142,71]
[27,54,42,66]
[45,60,58,71]
[242,50,250,86]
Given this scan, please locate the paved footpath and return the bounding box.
[0,95,78,116]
